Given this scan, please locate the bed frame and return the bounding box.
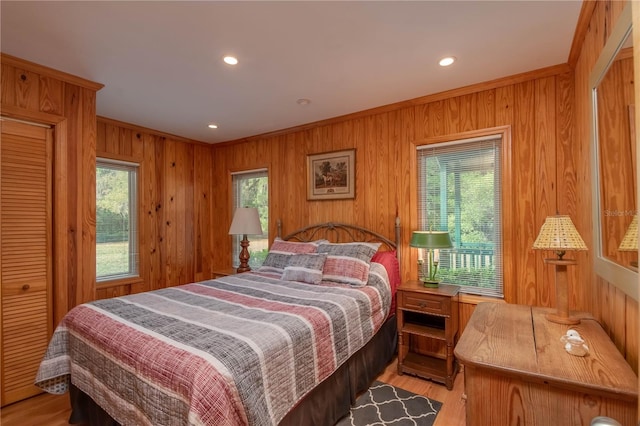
[277,217,401,261]
[69,220,401,426]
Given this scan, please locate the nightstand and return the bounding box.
[396,281,460,390]
[212,267,238,278]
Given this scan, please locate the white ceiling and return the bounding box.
[1,1,582,144]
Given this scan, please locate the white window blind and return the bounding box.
[417,135,503,297]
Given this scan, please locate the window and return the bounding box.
[96,159,139,282]
[231,169,268,268]
[417,135,503,297]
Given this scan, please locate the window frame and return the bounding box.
[230,168,269,269]
[412,126,513,300]
[96,157,140,283]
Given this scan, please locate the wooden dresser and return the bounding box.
[455,303,638,426]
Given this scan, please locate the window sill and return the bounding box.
[459,293,505,305]
[97,276,144,289]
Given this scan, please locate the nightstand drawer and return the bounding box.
[401,292,450,316]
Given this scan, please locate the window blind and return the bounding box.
[417,135,503,297]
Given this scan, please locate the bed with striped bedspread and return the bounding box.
[35,263,391,426]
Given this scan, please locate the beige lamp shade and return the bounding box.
[532,215,587,253]
[229,207,263,236]
[533,215,586,325]
[618,215,638,251]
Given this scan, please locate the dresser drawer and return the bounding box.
[401,291,451,316]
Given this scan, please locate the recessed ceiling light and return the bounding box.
[223,56,238,65]
[296,98,311,106]
[439,56,456,67]
[208,124,218,129]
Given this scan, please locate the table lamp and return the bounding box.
[410,230,453,287]
[229,207,263,273]
[532,215,587,324]
[618,215,638,267]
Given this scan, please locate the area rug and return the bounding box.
[336,381,442,426]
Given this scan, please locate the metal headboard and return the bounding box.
[276,217,401,261]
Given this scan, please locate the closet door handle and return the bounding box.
[22,284,30,291]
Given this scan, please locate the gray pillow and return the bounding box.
[281,253,328,285]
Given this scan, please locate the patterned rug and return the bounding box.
[336,381,442,426]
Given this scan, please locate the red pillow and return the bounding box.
[371,250,401,314]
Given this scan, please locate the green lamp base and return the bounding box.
[421,280,440,288]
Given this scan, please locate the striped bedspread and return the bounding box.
[35,263,391,426]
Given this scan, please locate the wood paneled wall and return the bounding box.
[94,118,215,299]
[574,0,638,372]
[1,54,102,326]
[211,65,580,325]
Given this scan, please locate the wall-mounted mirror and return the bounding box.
[590,2,638,300]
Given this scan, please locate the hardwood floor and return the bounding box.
[1,392,77,426]
[0,357,466,426]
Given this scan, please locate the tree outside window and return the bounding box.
[232,169,269,268]
[96,159,139,281]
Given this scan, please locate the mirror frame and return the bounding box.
[590,2,638,301]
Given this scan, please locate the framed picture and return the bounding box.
[307,149,355,200]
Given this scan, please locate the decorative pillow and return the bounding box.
[281,253,328,285]
[317,242,381,287]
[259,238,323,274]
[371,250,401,313]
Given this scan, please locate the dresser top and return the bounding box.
[398,281,460,297]
[455,302,638,400]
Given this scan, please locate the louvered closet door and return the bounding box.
[0,119,53,406]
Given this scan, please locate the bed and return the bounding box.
[35,220,401,426]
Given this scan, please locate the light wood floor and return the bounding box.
[0,357,466,426]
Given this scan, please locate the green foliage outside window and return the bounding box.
[437,266,496,289]
[96,161,138,279]
[233,171,269,269]
[419,138,503,297]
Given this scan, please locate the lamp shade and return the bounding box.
[410,231,453,249]
[228,207,263,236]
[532,215,587,251]
[618,215,638,251]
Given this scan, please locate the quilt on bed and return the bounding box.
[35,263,391,426]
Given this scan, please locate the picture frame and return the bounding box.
[306,149,355,200]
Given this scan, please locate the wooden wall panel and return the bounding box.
[94,118,215,299]
[534,77,558,309]
[212,69,576,315]
[81,86,97,308]
[193,145,214,283]
[513,81,538,306]
[556,71,581,309]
